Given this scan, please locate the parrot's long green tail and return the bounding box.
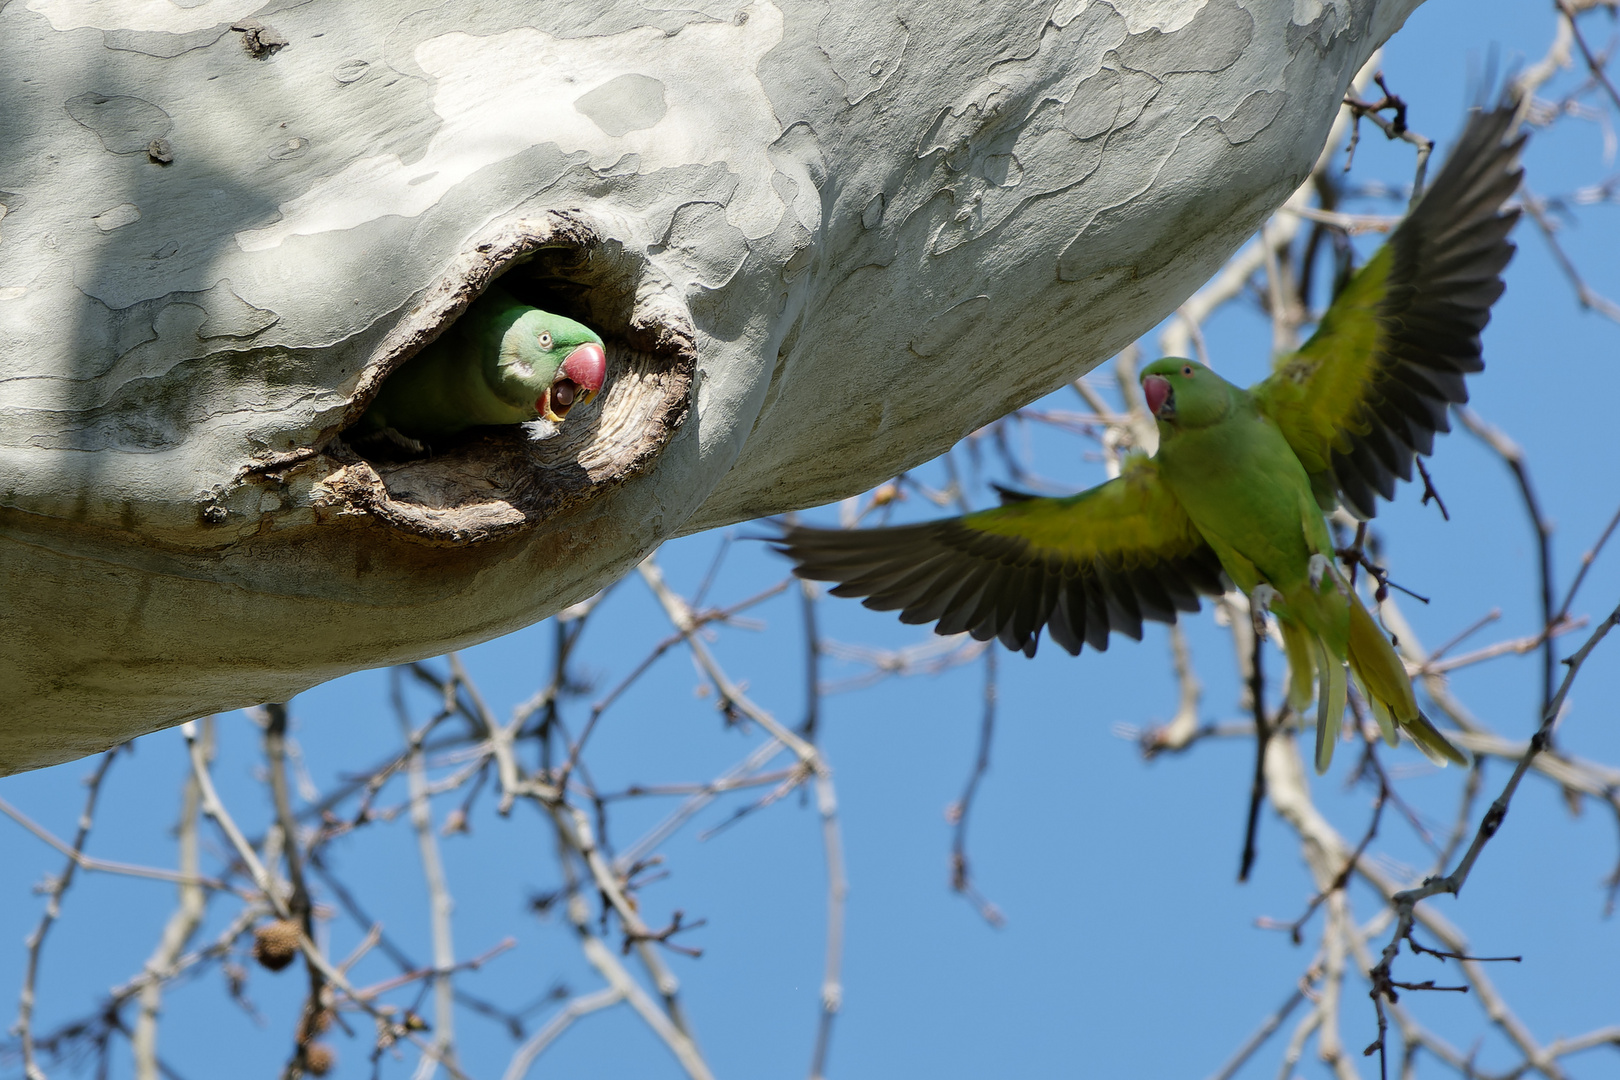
[1311,636,1348,773]
[1340,598,1468,770]
[1282,586,1468,772]
[1280,619,1316,716]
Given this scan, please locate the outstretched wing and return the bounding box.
[1253,103,1524,519]
[776,456,1228,657]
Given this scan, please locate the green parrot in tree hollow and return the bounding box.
[778,102,1525,773]
[355,287,607,447]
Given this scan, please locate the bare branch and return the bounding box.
[1556,0,1620,115]
[396,685,461,1079]
[501,987,624,1080]
[183,720,474,1080]
[0,793,231,893]
[15,747,122,1080]
[1456,408,1559,717]
[1366,600,1620,1066]
[1239,601,1273,884]
[1519,187,1620,323]
[133,721,212,1080]
[947,649,1005,926]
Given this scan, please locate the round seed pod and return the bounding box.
[304,1043,335,1076]
[251,919,301,972]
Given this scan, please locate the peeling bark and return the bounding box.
[0,0,1421,771]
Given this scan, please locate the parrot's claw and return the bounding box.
[349,426,428,460]
[1308,554,1331,591]
[1250,583,1280,616]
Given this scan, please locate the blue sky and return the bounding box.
[5,2,1620,1078]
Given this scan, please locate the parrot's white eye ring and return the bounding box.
[538,331,554,349]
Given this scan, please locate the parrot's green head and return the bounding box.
[1140,358,1234,433]
[495,309,608,423]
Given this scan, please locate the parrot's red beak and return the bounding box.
[1142,374,1172,418]
[541,343,608,422]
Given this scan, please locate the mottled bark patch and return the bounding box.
[62,91,173,154]
[574,73,669,136]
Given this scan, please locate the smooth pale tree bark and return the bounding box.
[0,0,1421,771]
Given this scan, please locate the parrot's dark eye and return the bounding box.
[1181,365,1194,377]
[538,332,554,349]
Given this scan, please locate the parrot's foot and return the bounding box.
[1251,583,1280,616]
[1308,553,1331,591]
[348,426,428,460]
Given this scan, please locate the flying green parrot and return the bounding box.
[355,287,607,448]
[778,103,1525,773]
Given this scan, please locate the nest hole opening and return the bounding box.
[322,213,694,543]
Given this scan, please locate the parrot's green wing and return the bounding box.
[1252,103,1524,519]
[777,455,1228,657]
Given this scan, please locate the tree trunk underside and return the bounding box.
[0,0,1419,771]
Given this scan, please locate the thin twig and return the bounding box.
[1406,601,1616,899]
[1557,504,1620,622]
[1261,771,1386,943]
[1206,986,1307,1080]
[133,720,212,1080]
[1239,599,1272,883]
[1139,625,1204,756]
[1456,408,1557,718]
[1520,187,1620,322]
[16,746,122,1080]
[808,763,848,1080]
[183,720,473,1080]
[548,824,713,1080]
[1557,0,1620,115]
[1419,618,1585,676]
[0,795,231,893]
[1427,609,1503,662]
[353,939,515,1000]
[1344,72,1435,205]
[636,557,849,1079]
[396,679,460,1080]
[265,704,327,1080]
[947,649,1005,926]
[500,987,624,1080]
[1367,600,1620,1057]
